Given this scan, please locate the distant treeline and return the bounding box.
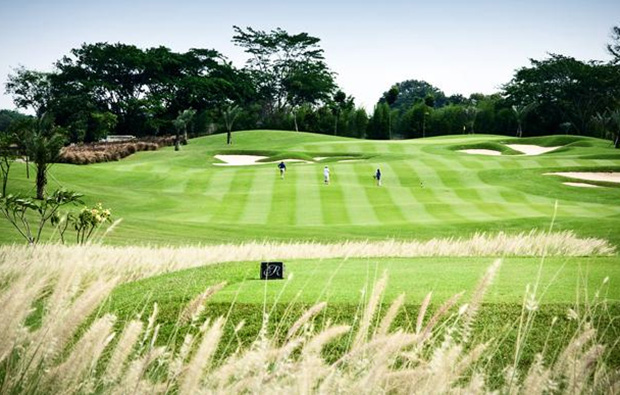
[3,25,620,146]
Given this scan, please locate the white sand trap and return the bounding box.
[546,172,620,184]
[506,144,562,155]
[458,149,502,156]
[563,182,600,188]
[214,155,312,166]
[313,156,328,161]
[339,159,363,163]
[214,154,267,166]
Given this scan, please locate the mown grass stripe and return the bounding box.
[421,158,497,221]
[204,168,235,201]
[211,168,257,223]
[404,159,467,222]
[334,164,380,225]
[162,177,188,194]
[498,158,523,169]
[267,166,297,225]
[456,157,485,170]
[555,159,583,168]
[380,163,438,224]
[316,166,350,225]
[353,164,406,224]
[386,142,406,154]
[239,167,276,224]
[295,165,323,226]
[184,169,212,195]
[471,172,542,218]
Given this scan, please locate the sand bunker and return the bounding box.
[214,155,267,166]
[546,172,620,184]
[563,182,600,188]
[214,155,312,166]
[339,159,363,163]
[313,156,328,161]
[506,144,562,155]
[458,149,502,156]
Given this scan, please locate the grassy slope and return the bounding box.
[1,131,619,245]
[109,256,619,309]
[105,256,620,375]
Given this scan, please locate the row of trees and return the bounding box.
[3,25,620,156]
[3,26,347,143]
[367,46,620,145]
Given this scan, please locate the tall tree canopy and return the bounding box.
[379,80,447,111]
[503,54,620,136]
[608,25,620,63]
[232,26,336,125]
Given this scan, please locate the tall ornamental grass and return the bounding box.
[0,238,617,393]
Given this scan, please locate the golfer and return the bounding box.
[323,165,330,185]
[375,168,382,186]
[278,161,286,179]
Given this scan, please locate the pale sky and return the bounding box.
[0,0,618,112]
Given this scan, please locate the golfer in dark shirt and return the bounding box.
[278,161,286,179]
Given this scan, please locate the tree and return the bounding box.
[0,130,18,196]
[222,104,241,144]
[0,189,82,245]
[0,110,30,132]
[399,102,431,139]
[345,107,369,138]
[428,105,468,135]
[50,43,242,137]
[385,85,399,139]
[232,26,336,125]
[593,110,620,148]
[173,109,196,150]
[13,114,66,199]
[504,54,620,136]
[331,90,354,136]
[379,79,446,111]
[5,67,52,116]
[464,106,479,134]
[608,25,620,64]
[88,111,118,142]
[367,103,390,139]
[512,102,537,137]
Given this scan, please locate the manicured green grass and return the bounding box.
[1,131,619,245]
[108,256,620,313]
[104,256,620,377]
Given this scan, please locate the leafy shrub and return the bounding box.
[59,136,175,165]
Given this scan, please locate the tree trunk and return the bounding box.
[1,158,9,196]
[334,114,338,136]
[294,111,298,132]
[227,129,232,145]
[615,133,619,149]
[36,164,46,200]
[517,123,522,138]
[26,157,30,179]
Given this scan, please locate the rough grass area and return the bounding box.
[0,246,618,393]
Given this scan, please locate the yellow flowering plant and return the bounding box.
[69,203,112,244]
